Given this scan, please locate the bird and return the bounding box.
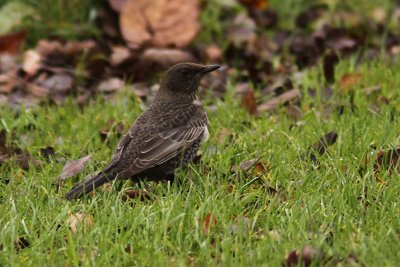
[65,62,220,200]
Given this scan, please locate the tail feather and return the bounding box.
[65,169,115,200]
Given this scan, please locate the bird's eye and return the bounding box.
[180,69,189,76]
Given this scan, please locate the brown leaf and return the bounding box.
[140,48,194,68]
[203,44,222,63]
[13,153,42,170]
[120,0,200,49]
[239,0,268,10]
[227,14,257,48]
[14,237,30,252]
[254,162,266,174]
[374,145,400,180]
[202,214,217,235]
[339,72,362,91]
[239,159,258,172]
[25,83,50,98]
[110,45,131,66]
[362,84,381,96]
[67,212,94,234]
[322,51,339,84]
[97,78,125,93]
[40,146,55,160]
[258,89,300,112]
[309,131,338,163]
[122,189,150,202]
[43,73,74,93]
[59,155,92,181]
[99,120,125,142]
[0,72,17,93]
[0,31,27,55]
[108,0,126,12]
[22,50,41,76]
[241,89,258,117]
[284,246,326,267]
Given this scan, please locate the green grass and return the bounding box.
[1,57,400,266]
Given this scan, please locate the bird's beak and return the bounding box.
[200,64,220,74]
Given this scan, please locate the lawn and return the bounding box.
[1,0,400,266]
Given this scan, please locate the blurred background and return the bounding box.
[0,0,399,108]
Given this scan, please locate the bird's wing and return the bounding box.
[114,118,207,179]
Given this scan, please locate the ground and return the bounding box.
[1,0,400,266]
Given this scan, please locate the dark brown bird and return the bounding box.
[65,62,220,200]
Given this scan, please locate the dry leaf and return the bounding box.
[227,14,257,48]
[241,89,258,117]
[374,145,400,181]
[39,146,55,160]
[25,83,50,98]
[308,131,338,163]
[99,120,125,142]
[239,159,258,172]
[39,73,73,94]
[14,237,30,252]
[258,89,300,112]
[284,246,326,267]
[202,214,217,235]
[22,50,41,76]
[339,72,362,91]
[108,0,126,12]
[110,45,131,65]
[13,153,42,170]
[97,78,125,93]
[120,0,200,48]
[67,212,94,234]
[203,44,222,63]
[0,31,26,55]
[122,189,150,202]
[140,48,194,68]
[59,155,92,181]
[239,0,268,10]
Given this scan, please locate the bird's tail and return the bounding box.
[65,169,115,200]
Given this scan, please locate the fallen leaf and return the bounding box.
[284,246,327,267]
[239,0,268,10]
[362,85,381,96]
[39,73,74,94]
[110,45,131,66]
[120,0,200,48]
[122,189,150,202]
[239,159,258,172]
[309,131,338,163]
[22,50,41,76]
[25,83,50,98]
[140,48,194,68]
[67,212,94,234]
[108,0,126,12]
[14,237,30,252]
[99,120,125,142]
[203,44,222,63]
[59,155,92,181]
[0,31,26,55]
[258,89,300,112]
[202,214,217,235]
[241,89,258,117]
[339,72,362,91]
[97,78,125,93]
[322,51,339,83]
[13,153,42,170]
[374,145,400,180]
[227,13,257,48]
[39,146,55,160]
[295,5,326,28]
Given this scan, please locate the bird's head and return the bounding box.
[158,62,220,99]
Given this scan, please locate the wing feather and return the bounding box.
[115,122,206,179]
